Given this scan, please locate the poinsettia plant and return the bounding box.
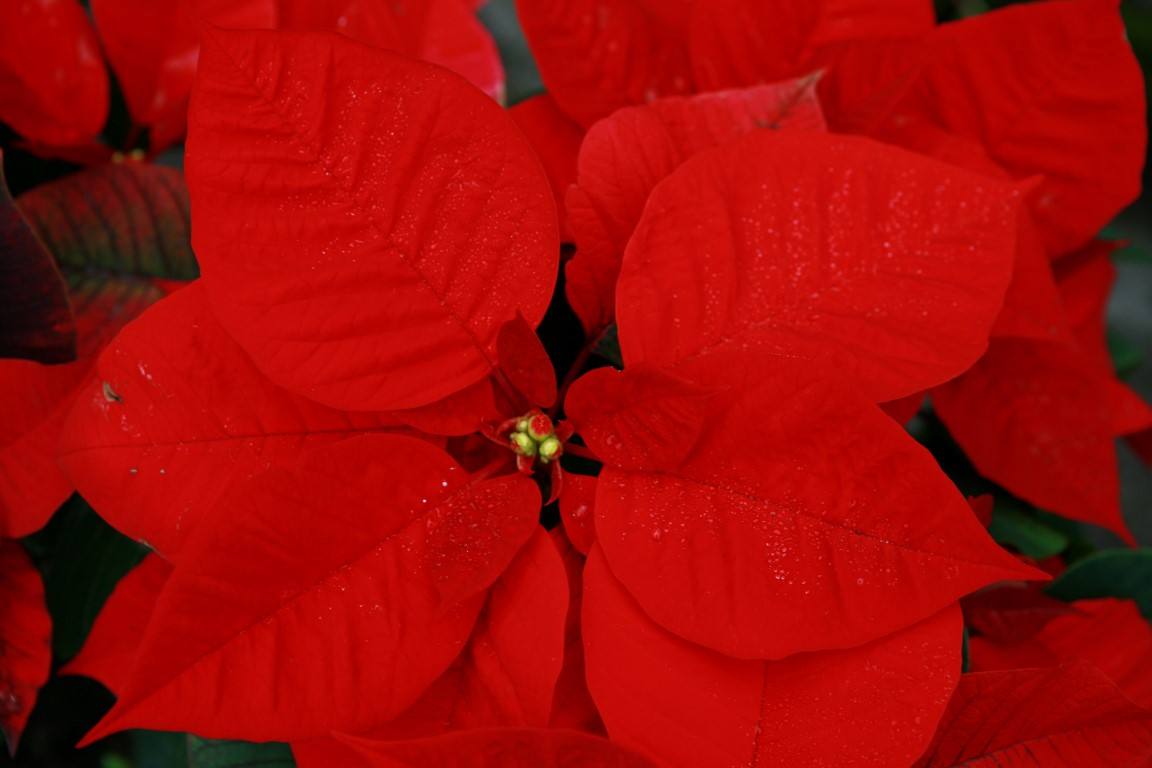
[2,0,1152,766]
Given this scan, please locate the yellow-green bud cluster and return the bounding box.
[510,412,562,464]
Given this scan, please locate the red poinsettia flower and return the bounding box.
[46,23,1056,766]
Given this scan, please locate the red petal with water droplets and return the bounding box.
[61,555,172,694]
[970,598,1152,710]
[878,120,1069,345]
[0,542,51,754]
[592,357,1039,659]
[0,0,109,145]
[59,284,403,561]
[890,0,1145,255]
[584,548,961,768]
[558,473,597,555]
[338,727,656,768]
[616,131,1017,402]
[516,0,694,127]
[82,435,540,742]
[565,80,826,334]
[914,664,1152,767]
[932,338,1129,542]
[187,30,557,412]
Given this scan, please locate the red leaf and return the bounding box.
[0,542,51,754]
[516,0,694,127]
[91,0,276,147]
[391,377,508,437]
[932,338,1129,541]
[507,94,584,241]
[970,598,1152,710]
[2,163,196,539]
[61,555,172,694]
[877,121,1069,344]
[565,79,826,334]
[186,30,558,411]
[0,0,109,145]
[547,530,601,732]
[589,357,1039,659]
[914,664,1152,767]
[338,727,656,768]
[0,156,75,364]
[890,0,1145,255]
[59,284,403,560]
[83,435,540,741]
[497,314,557,408]
[565,365,716,472]
[0,358,86,538]
[277,0,505,101]
[367,527,568,738]
[961,583,1077,644]
[583,548,962,768]
[616,131,1017,402]
[558,473,596,555]
[688,0,933,92]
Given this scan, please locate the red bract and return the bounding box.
[186,30,557,412]
[62,555,171,695]
[565,77,826,335]
[11,1,1144,763]
[583,548,962,768]
[0,542,51,754]
[0,0,108,147]
[569,362,1037,660]
[277,0,505,102]
[969,598,1152,710]
[614,131,1017,401]
[81,434,539,742]
[91,0,276,151]
[915,664,1152,767]
[1,163,196,538]
[60,284,404,559]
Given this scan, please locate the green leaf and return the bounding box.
[1047,548,1152,619]
[988,499,1069,559]
[134,730,190,768]
[1108,329,1145,379]
[593,324,623,368]
[23,495,148,661]
[186,737,296,768]
[0,149,76,363]
[15,162,198,353]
